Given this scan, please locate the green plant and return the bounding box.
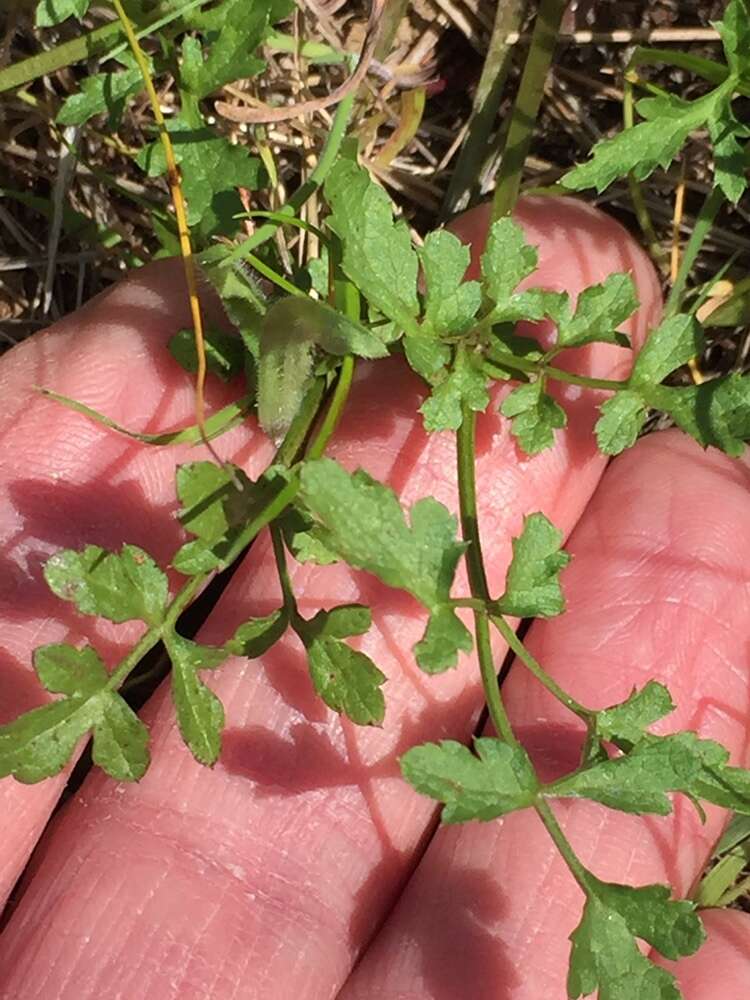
[3,1,750,997]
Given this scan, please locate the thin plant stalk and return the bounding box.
[492,0,567,220]
[112,0,213,454]
[441,0,525,219]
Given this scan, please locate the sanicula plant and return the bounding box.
[3,1,750,997]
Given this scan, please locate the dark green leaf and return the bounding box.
[420,230,481,335]
[168,327,246,382]
[568,876,704,1000]
[0,643,149,782]
[496,513,570,618]
[400,737,538,823]
[298,459,471,670]
[630,315,705,388]
[403,335,451,381]
[57,66,142,129]
[44,544,168,626]
[548,732,729,815]
[715,0,750,78]
[324,160,420,336]
[594,682,675,747]
[227,610,288,658]
[420,351,490,432]
[709,101,749,204]
[36,0,90,26]
[595,390,648,456]
[180,0,270,98]
[500,380,567,455]
[166,633,228,766]
[556,273,637,350]
[562,88,725,194]
[413,604,473,674]
[137,116,264,240]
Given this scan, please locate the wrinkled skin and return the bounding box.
[0,198,748,1000]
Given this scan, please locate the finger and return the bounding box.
[0,260,268,907]
[657,908,750,999]
[340,430,750,999]
[0,198,662,999]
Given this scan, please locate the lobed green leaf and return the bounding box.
[501,380,567,455]
[44,544,168,626]
[165,633,228,766]
[0,643,149,783]
[400,737,538,823]
[324,160,420,336]
[496,513,570,618]
[419,230,481,336]
[298,458,472,671]
[568,875,704,1000]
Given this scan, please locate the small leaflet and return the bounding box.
[555,273,637,350]
[165,633,229,766]
[595,391,648,455]
[136,113,264,240]
[568,875,704,1000]
[172,462,283,574]
[298,458,472,672]
[480,217,539,320]
[226,610,288,659]
[168,327,246,382]
[296,606,385,726]
[495,513,570,619]
[419,230,481,336]
[324,160,421,337]
[400,737,538,823]
[594,681,676,747]
[57,64,143,129]
[501,380,567,455]
[279,507,339,566]
[179,0,271,99]
[419,351,490,433]
[36,0,91,27]
[547,731,731,815]
[714,0,750,79]
[596,316,750,457]
[0,643,149,783]
[44,544,169,627]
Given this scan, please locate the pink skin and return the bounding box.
[0,198,745,997]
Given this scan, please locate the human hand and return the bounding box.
[0,198,747,999]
